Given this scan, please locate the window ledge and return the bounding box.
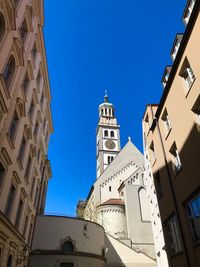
[165,128,172,140]
[185,78,196,98]
[152,159,157,167]
[174,166,183,178]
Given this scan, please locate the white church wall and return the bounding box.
[97,204,127,239]
[105,234,157,267]
[99,163,139,204]
[124,182,156,259]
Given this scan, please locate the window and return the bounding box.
[111,131,114,138]
[104,130,108,137]
[170,143,182,173]
[3,55,16,88]
[187,194,200,244]
[183,0,196,25]
[34,185,39,208]
[180,58,195,93]
[20,19,28,42]
[25,156,32,180]
[36,70,41,87]
[30,177,35,199]
[108,156,110,164]
[191,95,200,124]
[8,111,19,141]
[34,120,39,140]
[32,42,37,62]
[22,72,29,96]
[23,215,28,237]
[40,91,45,109]
[15,199,23,228]
[165,215,182,255]
[5,184,16,218]
[62,241,74,253]
[28,222,33,245]
[18,136,27,164]
[28,99,35,120]
[0,13,6,43]
[154,172,162,200]
[149,141,156,164]
[161,109,171,136]
[6,255,12,267]
[0,162,5,190]
[109,186,111,192]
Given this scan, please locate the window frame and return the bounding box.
[186,193,200,245]
[164,214,183,256]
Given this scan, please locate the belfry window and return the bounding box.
[104,130,108,137]
[111,131,114,138]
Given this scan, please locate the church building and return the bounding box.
[79,93,157,266]
[29,94,157,267]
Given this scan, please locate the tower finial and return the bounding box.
[104,88,109,102]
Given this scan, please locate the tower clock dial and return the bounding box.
[105,139,116,150]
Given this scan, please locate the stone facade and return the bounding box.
[0,0,52,266]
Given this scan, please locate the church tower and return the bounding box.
[96,92,121,178]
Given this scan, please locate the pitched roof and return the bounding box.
[99,198,124,206]
[96,139,144,185]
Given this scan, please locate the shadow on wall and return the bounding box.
[153,123,200,266]
[105,235,124,267]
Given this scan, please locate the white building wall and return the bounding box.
[142,123,169,267]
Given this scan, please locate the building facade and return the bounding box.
[29,215,106,267]
[79,94,157,266]
[143,0,200,266]
[0,0,53,266]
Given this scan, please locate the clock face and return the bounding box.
[105,139,116,150]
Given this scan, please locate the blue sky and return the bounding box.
[44,0,186,215]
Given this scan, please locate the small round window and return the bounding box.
[62,241,74,253]
[0,13,6,43]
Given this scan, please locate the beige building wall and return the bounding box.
[0,0,52,266]
[29,215,106,267]
[143,1,200,266]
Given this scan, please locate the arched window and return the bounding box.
[7,255,12,267]
[105,108,107,115]
[109,109,111,116]
[3,55,16,88]
[110,131,114,138]
[108,156,111,164]
[101,109,103,116]
[62,241,74,253]
[104,130,108,137]
[0,13,6,43]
